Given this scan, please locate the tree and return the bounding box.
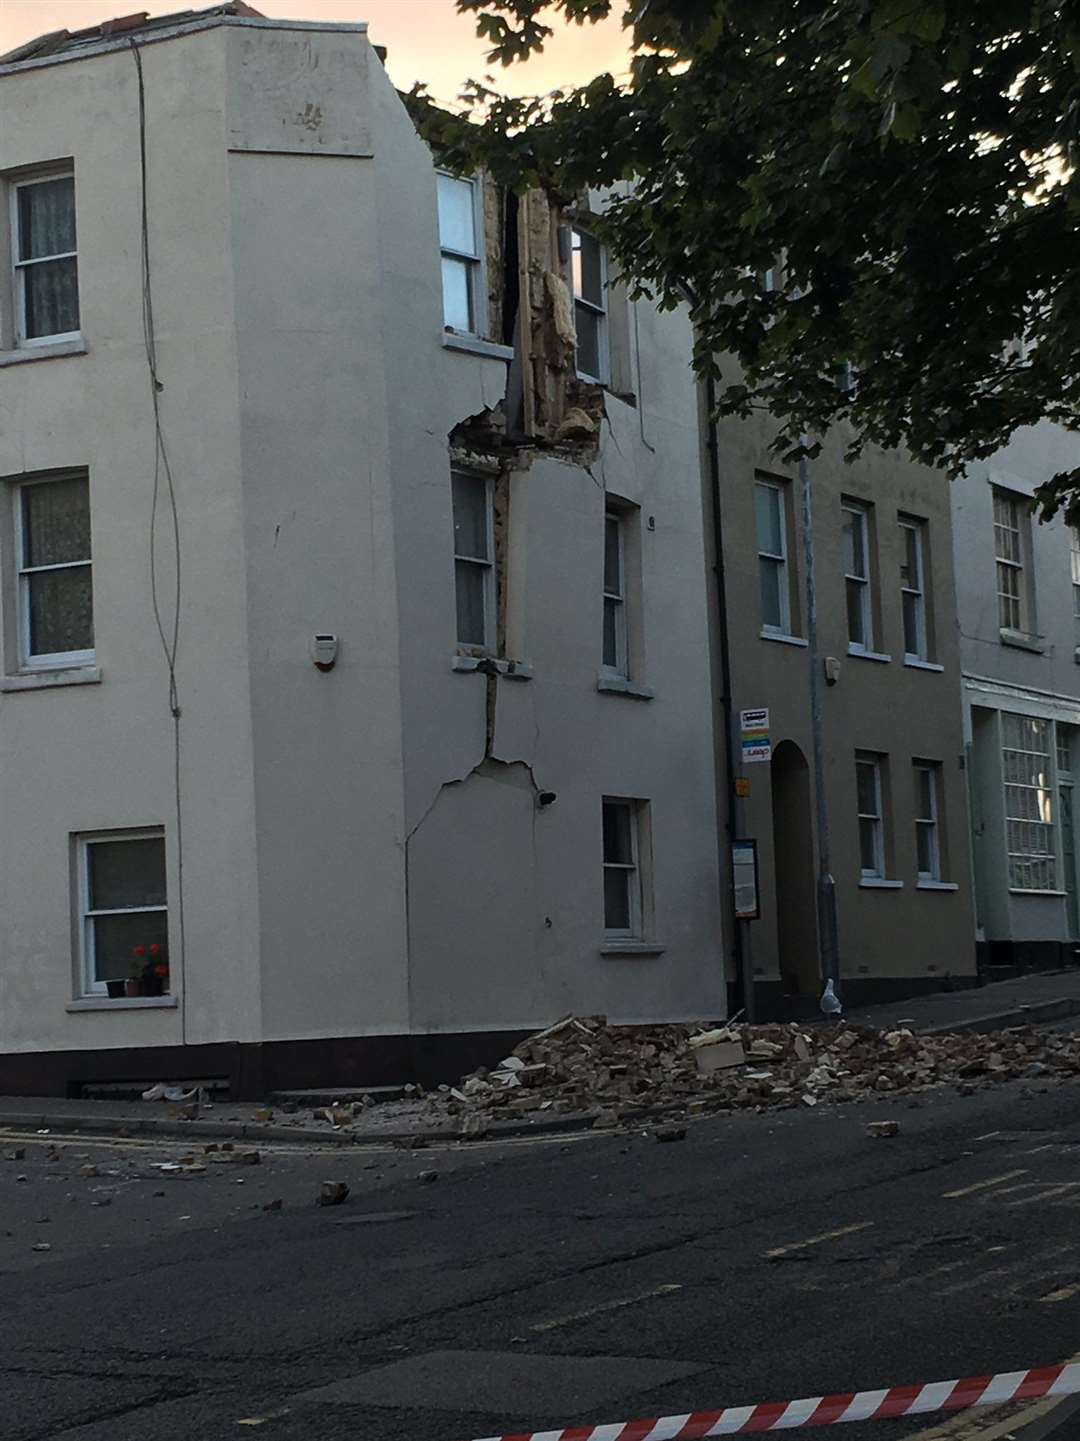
[409,1,1080,517]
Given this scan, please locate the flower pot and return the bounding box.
[125,978,141,998]
[106,980,126,999]
[142,974,163,997]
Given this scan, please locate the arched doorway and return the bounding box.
[771,740,818,995]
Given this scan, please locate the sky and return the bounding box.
[0,0,630,104]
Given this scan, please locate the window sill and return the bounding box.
[0,336,88,367]
[442,332,514,363]
[451,655,532,681]
[904,657,945,673]
[847,645,892,663]
[916,879,960,891]
[0,665,101,692]
[596,673,654,700]
[66,995,178,1012]
[1007,888,1067,897]
[599,941,666,957]
[859,877,904,889]
[999,628,1045,654]
[760,630,807,648]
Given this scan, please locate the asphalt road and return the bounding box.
[3,1073,1080,1441]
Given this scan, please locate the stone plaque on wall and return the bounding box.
[227,27,373,157]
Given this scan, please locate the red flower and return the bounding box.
[153,963,168,978]
[132,945,146,958]
[148,943,162,957]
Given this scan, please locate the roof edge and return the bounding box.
[0,14,369,79]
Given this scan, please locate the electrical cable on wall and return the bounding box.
[131,39,189,1043]
[632,299,656,455]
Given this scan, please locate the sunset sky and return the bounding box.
[0,0,630,104]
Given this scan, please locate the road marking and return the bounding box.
[1005,1182,1080,1207]
[529,1283,682,1334]
[943,1169,1029,1199]
[0,1126,596,1159]
[236,1408,291,1427]
[896,1259,970,1289]
[936,1265,1012,1297]
[1042,1282,1080,1303]
[764,1221,874,1259]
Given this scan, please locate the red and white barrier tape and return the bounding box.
[472,1361,1080,1439]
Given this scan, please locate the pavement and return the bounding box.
[1,970,1079,1151]
[843,967,1080,1035]
[4,1069,1080,1439]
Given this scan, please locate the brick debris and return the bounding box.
[422,1015,1080,1132]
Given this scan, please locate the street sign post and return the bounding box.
[732,839,760,920]
[740,707,771,763]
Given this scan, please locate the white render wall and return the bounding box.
[954,422,1080,696]
[953,423,1080,948]
[0,27,262,1058]
[0,15,725,1073]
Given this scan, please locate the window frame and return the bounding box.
[842,500,873,651]
[993,488,1028,635]
[602,797,642,939]
[11,170,80,348]
[451,467,496,654]
[570,226,609,385]
[13,473,94,671]
[755,479,790,635]
[602,508,628,677]
[899,515,928,661]
[1058,725,1073,779]
[1070,526,1080,622]
[913,762,941,881]
[76,828,168,998]
[436,170,484,338]
[855,753,885,879]
[1001,712,1057,892]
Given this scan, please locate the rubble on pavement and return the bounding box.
[420,1015,1080,1131]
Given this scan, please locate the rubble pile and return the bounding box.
[430,1015,1080,1128]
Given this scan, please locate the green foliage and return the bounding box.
[407,0,1080,518]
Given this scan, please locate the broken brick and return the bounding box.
[317,1181,349,1207]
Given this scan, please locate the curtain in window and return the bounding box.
[22,478,93,656]
[28,570,93,655]
[18,179,79,338]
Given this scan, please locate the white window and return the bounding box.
[78,831,168,996]
[1002,712,1056,890]
[452,468,494,651]
[15,473,93,669]
[842,501,872,649]
[914,762,941,880]
[856,753,885,878]
[899,516,928,660]
[993,489,1027,633]
[1070,527,1080,621]
[12,172,79,344]
[602,798,641,936]
[571,227,608,383]
[755,481,790,633]
[602,510,627,674]
[1059,724,1074,777]
[437,172,482,335]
